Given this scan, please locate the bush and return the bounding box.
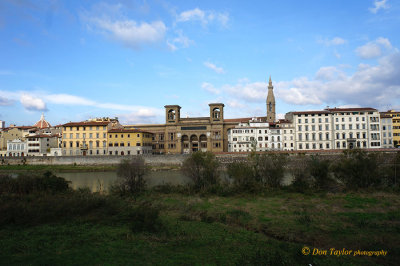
[308,156,336,191]
[332,150,382,189]
[227,161,259,193]
[127,204,164,233]
[253,153,287,188]
[0,171,70,195]
[112,157,148,198]
[181,151,220,192]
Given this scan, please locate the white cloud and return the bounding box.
[176,8,229,27]
[82,3,166,50]
[167,30,194,51]
[0,96,14,106]
[369,0,389,14]
[117,108,163,124]
[44,94,95,105]
[177,8,205,23]
[20,94,47,111]
[90,18,166,49]
[202,82,220,94]
[318,37,347,46]
[356,37,392,59]
[202,46,400,111]
[204,61,225,74]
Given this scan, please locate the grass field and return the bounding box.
[1,189,398,265]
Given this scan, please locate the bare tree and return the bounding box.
[113,157,148,198]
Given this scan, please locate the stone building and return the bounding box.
[129,103,236,154]
[380,113,393,148]
[107,128,153,155]
[285,107,382,150]
[61,118,122,156]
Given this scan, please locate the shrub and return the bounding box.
[112,157,148,198]
[181,151,220,192]
[331,150,382,189]
[0,172,70,195]
[227,161,259,193]
[253,153,287,188]
[308,156,335,190]
[127,205,164,233]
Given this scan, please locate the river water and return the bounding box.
[57,170,192,192]
[56,170,293,192]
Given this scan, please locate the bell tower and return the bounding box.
[266,76,276,123]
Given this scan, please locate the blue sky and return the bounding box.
[0,0,399,126]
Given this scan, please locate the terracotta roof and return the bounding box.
[108,128,153,134]
[62,121,111,127]
[326,107,377,112]
[27,134,60,138]
[291,110,330,115]
[33,114,51,129]
[2,126,35,131]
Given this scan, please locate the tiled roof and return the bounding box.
[27,134,60,138]
[108,128,153,134]
[326,107,377,112]
[62,121,111,127]
[291,110,330,115]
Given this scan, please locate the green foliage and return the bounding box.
[0,171,70,195]
[253,153,288,188]
[227,161,259,193]
[181,151,220,191]
[332,150,382,189]
[126,204,164,233]
[309,156,333,190]
[112,157,148,198]
[0,190,124,226]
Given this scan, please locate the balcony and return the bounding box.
[80,144,88,150]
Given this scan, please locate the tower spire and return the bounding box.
[266,75,276,123]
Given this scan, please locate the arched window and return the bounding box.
[168,109,176,120]
[212,108,220,119]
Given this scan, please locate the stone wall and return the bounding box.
[1,150,398,167]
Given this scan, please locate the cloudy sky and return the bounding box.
[0,0,399,126]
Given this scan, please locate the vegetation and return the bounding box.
[181,151,220,191]
[111,157,148,199]
[1,151,400,265]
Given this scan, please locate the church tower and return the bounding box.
[266,76,276,123]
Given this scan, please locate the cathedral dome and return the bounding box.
[34,114,51,129]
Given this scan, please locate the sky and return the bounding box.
[0,0,400,126]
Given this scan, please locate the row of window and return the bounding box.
[64,126,107,131]
[64,133,106,139]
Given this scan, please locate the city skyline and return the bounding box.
[1,0,400,127]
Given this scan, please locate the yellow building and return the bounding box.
[107,129,153,155]
[383,110,400,147]
[61,118,122,156]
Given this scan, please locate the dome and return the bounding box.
[34,113,51,129]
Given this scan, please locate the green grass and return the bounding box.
[1,190,399,265]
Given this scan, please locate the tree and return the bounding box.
[181,151,219,191]
[113,157,148,198]
[253,153,287,188]
[332,150,381,189]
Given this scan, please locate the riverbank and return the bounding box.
[1,189,398,265]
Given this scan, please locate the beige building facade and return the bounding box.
[127,103,240,154]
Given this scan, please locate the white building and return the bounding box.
[6,139,28,157]
[285,107,382,151]
[381,113,393,148]
[227,118,284,152]
[279,119,295,151]
[26,134,60,156]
